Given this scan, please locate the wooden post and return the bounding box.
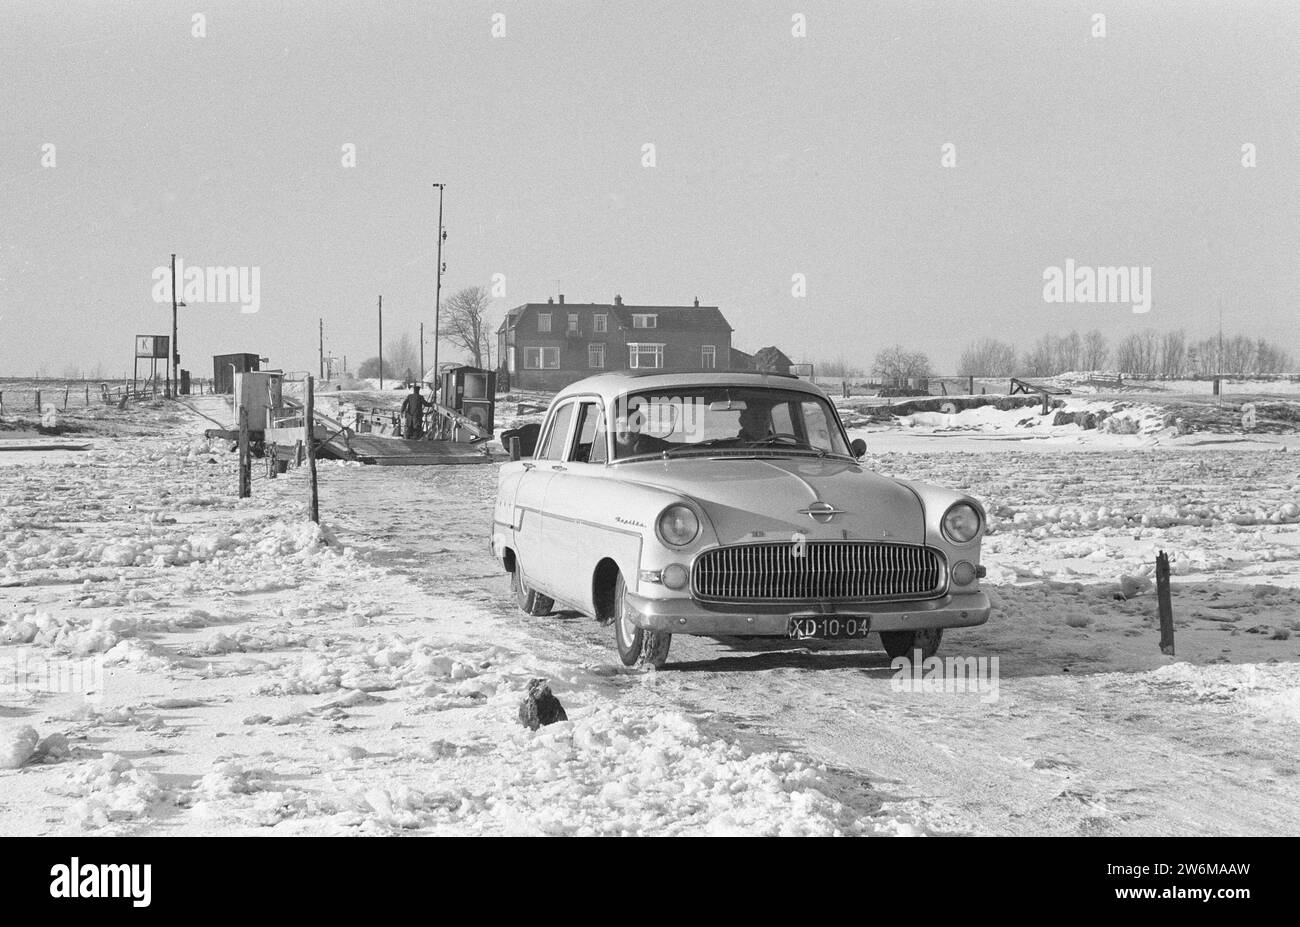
[237,406,251,498]
[305,375,319,523]
[34,389,41,411]
[84,386,90,406]
[1156,551,1175,655]
[969,376,974,395]
[63,387,70,410]
[508,436,521,461]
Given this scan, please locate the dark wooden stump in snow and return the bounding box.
[518,678,567,730]
[1156,551,1175,656]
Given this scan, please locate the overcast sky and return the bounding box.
[2,0,1297,377]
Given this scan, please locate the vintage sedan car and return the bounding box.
[491,371,990,668]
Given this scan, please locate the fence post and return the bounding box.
[305,375,319,523]
[63,387,70,410]
[1156,551,1175,655]
[34,389,41,411]
[238,407,251,499]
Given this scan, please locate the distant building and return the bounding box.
[730,347,756,370]
[497,295,734,390]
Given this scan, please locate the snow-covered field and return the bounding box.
[2,395,1299,836]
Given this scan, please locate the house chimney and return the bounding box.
[547,297,554,304]
[558,294,564,304]
[693,297,699,307]
[614,294,623,306]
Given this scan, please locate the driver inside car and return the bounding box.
[735,404,773,443]
[614,414,657,456]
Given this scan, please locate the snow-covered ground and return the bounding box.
[2,395,1299,835]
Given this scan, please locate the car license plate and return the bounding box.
[787,616,871,641]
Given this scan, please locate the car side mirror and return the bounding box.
[850,438,867,459]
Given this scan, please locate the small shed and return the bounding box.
[213,353,260,394]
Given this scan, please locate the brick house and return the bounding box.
[496,295,734,390]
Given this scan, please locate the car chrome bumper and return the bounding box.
[623,590,992,636]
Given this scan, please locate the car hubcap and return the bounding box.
[619,609,636,647]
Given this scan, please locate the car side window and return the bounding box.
[569,402,605,463]
[589,408,608,463]
[537,402,575,460]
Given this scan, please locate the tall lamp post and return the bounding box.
[169,254,178,398]
[433,183,446,393]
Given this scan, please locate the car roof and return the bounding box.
[553,371,829,403]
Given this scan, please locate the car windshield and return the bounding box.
[608,386,851,460]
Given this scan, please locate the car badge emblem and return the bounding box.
[799,501,845,523]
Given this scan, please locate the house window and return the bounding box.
[568,312,579,333]
[524,347,560,369]
[537,313,552,333]
[628,343,664,369]
[588,343,605,368]
[593,314,607,333]
[701,345,716,369]
[631,314,657,329]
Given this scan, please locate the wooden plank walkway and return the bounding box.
[321,433,492,466]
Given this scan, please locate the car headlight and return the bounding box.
[657,504,700,547]
[942,502,982,544]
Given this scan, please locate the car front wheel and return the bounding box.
[613,573,671,668]
[511,559,554,617]
[879,627,943,661]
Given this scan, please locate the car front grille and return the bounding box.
[691,542,945,603]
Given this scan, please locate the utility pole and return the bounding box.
[378,295,384,390]
[419,321,425,382]
[169,253,178,398]
[319,318,324,380]
[433,183,446,394]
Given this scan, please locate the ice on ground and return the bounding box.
[0,725,39,769]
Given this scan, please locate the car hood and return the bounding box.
[616,455,925,544]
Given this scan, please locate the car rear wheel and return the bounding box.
[511,559,554,616]
[613,573,671,668]
[879,627,943,661]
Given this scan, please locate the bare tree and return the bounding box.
[386,333,420,381]
[1114,330,1160,377]
[1159,330,1186,378]
[1056,331,1082,373]
[871,345,933,380]
[440,285,493,369]
[957,338,1018,377]
[1023,334,1057,377]
[818,357,865,378]
[1256,339,1291,375]
[1081,330,1109,371]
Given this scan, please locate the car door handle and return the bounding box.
[522,462,535,470]
[551,465,567,471]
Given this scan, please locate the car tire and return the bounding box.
[613,573,672,668]
[879,627,943,661]
[511,559,554,617]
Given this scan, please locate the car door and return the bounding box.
[512,399,577,596]
[540,399,606,609]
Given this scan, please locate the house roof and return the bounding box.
[498,302,732,333]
